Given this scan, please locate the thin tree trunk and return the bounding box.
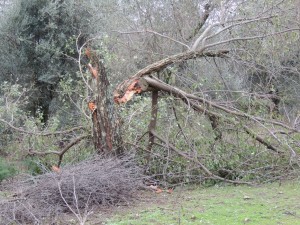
[146,90,159,163]
[86,49,123,154]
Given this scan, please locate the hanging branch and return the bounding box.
[142,76,282,153]
[116,74,285,153]
[114,49,229,103]
[141,76,299,133]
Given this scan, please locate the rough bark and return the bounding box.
[86,49,123,154]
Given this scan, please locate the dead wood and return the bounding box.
[143,77,299,133]
[116,74,284,153]
[151,130,253,185]
[0,155,144,224]
[112,37,299,184]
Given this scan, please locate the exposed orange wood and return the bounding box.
[52,165,61,173]
[85,47,92,59]
[87,63,99,79]
[114,79,143,104]
[114,50,229,102]
[88,101,97,112]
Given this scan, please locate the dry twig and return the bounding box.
[0,155,144,224]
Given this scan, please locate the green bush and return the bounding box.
[0,158,17,182]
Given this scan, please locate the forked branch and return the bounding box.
[28,134,90,167]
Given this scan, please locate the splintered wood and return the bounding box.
[114,79,144,104]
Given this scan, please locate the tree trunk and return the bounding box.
[146,90,159,163]
[86,49,123,154]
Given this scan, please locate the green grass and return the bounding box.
[105,181,300,225]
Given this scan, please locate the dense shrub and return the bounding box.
[0,158,17,183]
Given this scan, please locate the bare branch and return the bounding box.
[205,15,276,42]
[28,134,90,167]
[203,28,300,51]
[0,119,86,136]
[115,29,190,50]
[191,24,215,51]
[191,15,277,50]
[76,33,95,93]
[186,3,213,41]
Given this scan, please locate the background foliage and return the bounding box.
[0,0,299,185]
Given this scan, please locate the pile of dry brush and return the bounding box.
[0,155,145,224]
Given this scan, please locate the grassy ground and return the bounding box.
[101,181,300,225]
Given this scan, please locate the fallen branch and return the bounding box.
[143,76,299,133]
[151,130,253,185]
[143,76,282,153]
[117,75,283,153]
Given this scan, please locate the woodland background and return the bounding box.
[0,1,299,222]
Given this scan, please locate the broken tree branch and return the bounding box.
[151,130,253,185]
[118,75,282,153]
[142,76,282,153]
[142,76,299,134]
[114,49,229,103]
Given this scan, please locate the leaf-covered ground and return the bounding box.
[98,181,300,225]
